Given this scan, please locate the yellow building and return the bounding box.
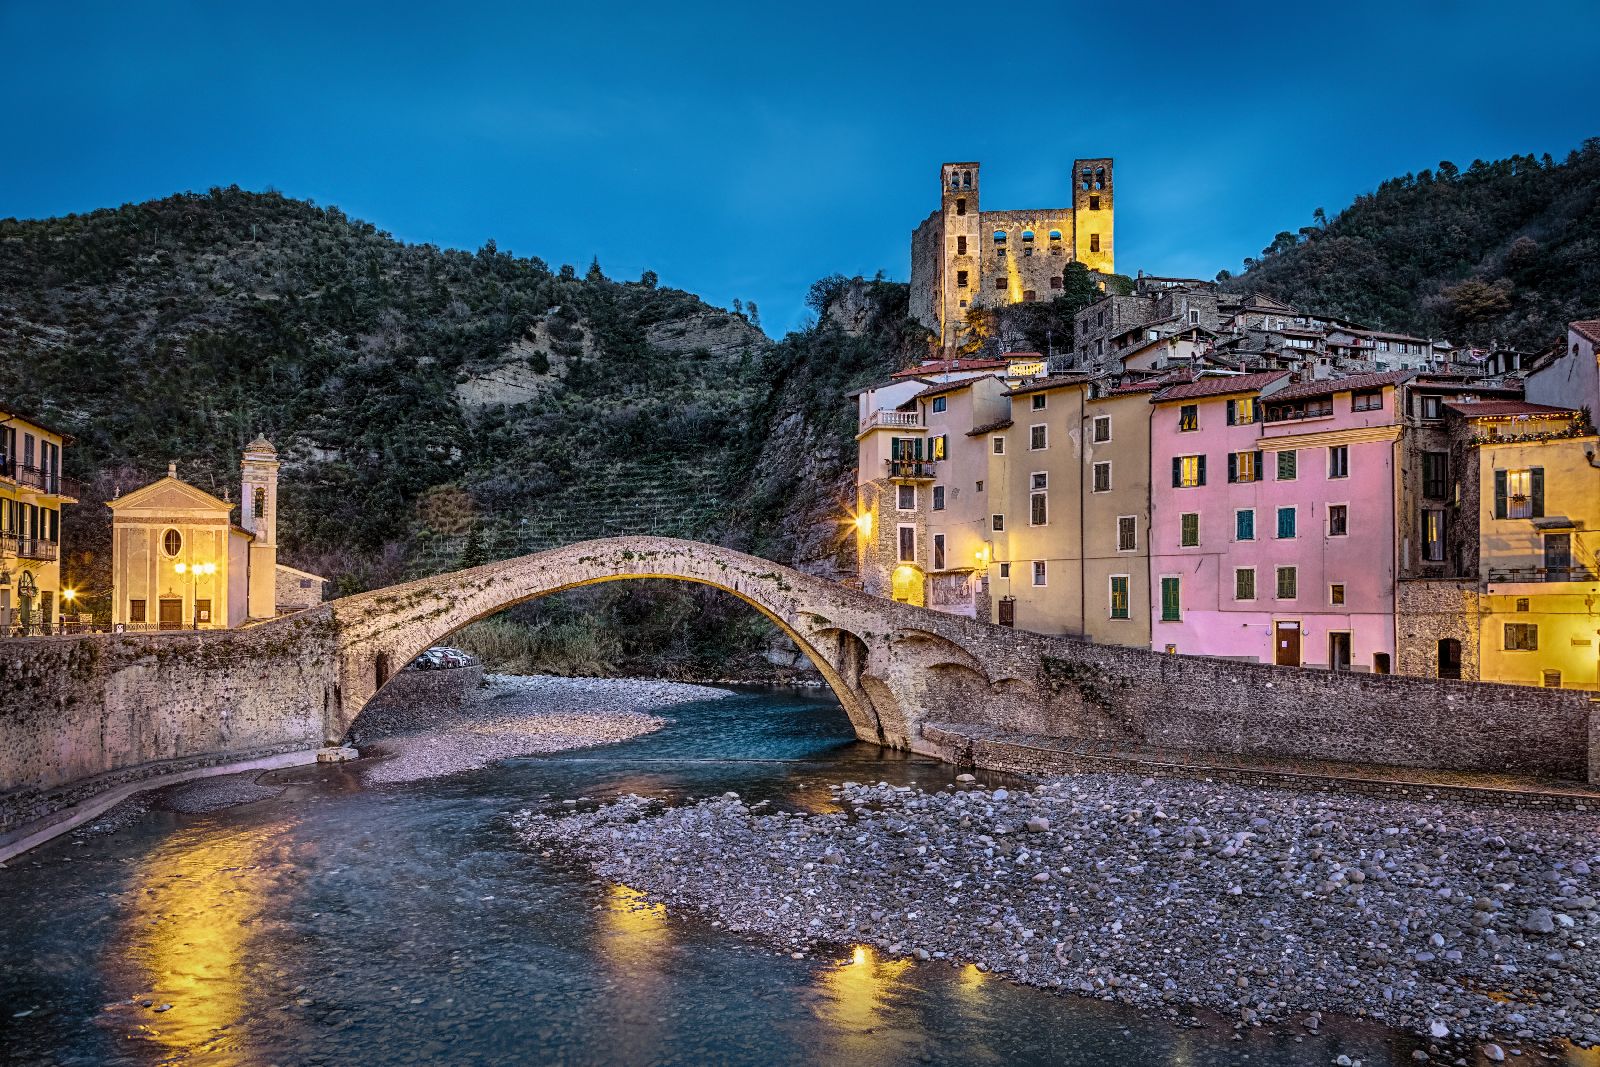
[109,437,324,630]
[0,408,78,635]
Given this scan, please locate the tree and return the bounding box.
[586,257,604,283]
[746,301,761,328]
[459,523,487,567]
[639,269,658,289]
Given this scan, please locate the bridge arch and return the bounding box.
[329,537,893,744]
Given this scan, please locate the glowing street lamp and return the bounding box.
[853,511,873,536]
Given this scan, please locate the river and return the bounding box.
[0,686,1436,1065]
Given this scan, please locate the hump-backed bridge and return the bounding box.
[2,536,1596,857]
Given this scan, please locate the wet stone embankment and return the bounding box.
[518,773,1600,1061]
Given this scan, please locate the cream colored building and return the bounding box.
[109,437,324,629]
[0,408,78,635]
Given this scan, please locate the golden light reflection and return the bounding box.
[599,883,670,964]
[118,820,292,1064]
[593,884,672,1062]
[815,943,913,1050]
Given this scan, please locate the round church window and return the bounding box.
[163,529,183,556]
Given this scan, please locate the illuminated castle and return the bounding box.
[909,159,1114,349]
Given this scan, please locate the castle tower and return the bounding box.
[1072,158,1114,275]
[938,162,981,350]
[241,435,279,619]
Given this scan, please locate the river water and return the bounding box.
[1,687,1434,1065]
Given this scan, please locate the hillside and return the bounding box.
[1221,139,1600,349]
[0,188,918,677]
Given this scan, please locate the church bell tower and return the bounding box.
[241,435,279,619]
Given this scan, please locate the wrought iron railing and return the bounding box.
[1486,565,1599,584]
[0,460,80,497]
[17,537,57,561]
[886,459,938,479]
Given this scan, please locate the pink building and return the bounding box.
[1148,370,1407,671]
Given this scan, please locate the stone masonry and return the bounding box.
[3,536,1598,851]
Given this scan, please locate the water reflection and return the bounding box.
[114,819,295,1064]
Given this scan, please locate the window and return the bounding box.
[1226,397,1257,425]
[1032,393,1047,411]
[999,562,1010,578]
[1420,395,1442,420]
[1030,491,1048,526]
[1328,445,1349,479]
[932,433,948,460]
[1504,623,1539,651]
[1089,233,1101,253]
[1328,504,1348,536]
[1516,597,1530,612]
[1276,450,1297,480]
[253,486,266,519]
[1495,468,1544,519]
[1092,415,1111,443]
[1173,455,1206,488]
[897,484,916,510]
[1032,561,1047,587]
[1022,290,1037,302]
[956,270,969,289]
[1092,461,1111,493]
[1235,509,1255,541]
[1352,389,1383,412]
[956,236,967,255]
[1276,507,1297,539]
[1117,516,1137,552]
[933,534,946,571]
[994,277,1006,291]
[1031,472,1048,490]
[1109,576,1130,619]
[1330,583,1346,605]
[1228,450,1263,483]
[1178,404,1199,432]
[992,514,1005,532]
[955,198,966,216]
[129,599,147,623]
[1422,509,1447,561]
[1234,568,1255,601]
[162,528,183,556]
[1180,513,1200,547]
[1049,276,1062,289]
[932,396,947,413]
[1543,670,1563,689]
[975,480,984,492]
[1421,452,1449,499]
[932,485,945,511]
[992,436,1005,455]
[897,526,916,563]
[1030,425,1047,450]
[1160,577,1181,621]
[1276,566,1298,599]
[1089,195,1101,211]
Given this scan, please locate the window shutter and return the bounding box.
[1253,451,1263,480]
[1494,469,1507,519]
[1226,399,1236,425]
[1171,456,1181,487]
[1197,454,1207,486]
[1531,467,1544,517]
[1227,453,1238,483]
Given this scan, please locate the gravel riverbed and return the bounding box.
[358,674,729,784]
[516,774,1600,1060]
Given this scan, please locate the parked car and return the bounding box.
[408,646,478,671]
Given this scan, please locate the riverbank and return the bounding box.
[356,673,730,783]
[517,773,1600,1060]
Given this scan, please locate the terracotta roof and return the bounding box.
[1571,320,1600,346]
[1109,371,1188,395]
[1152,371,1291,403]
[1006,374,1090,397]
[966,418,1014,437]
[1265,370,1415,403]
[1443,401,1581,419]
[0,406,76,445]
[889,358,1010,380]
[911,374,1003,402]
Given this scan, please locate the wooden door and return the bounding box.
[1275,621,1301,666]
[998,597,1015,627]
[158,598,183,630]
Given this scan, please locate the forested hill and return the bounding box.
[1221,140,1600,349]
[0,188,921,677]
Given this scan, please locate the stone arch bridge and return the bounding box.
[3,536,1595,857]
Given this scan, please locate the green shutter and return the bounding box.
[1227,453,1238,483]
[1226,399,1236,425]
[1531,467,1544,517]
[1253,451,1263,481]
[1161,577,1180,621]
[1172,456,1182,487]
[1494,469,1507,519]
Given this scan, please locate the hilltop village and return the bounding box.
[857,158,1600,691]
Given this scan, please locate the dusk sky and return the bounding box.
[3,0,1595,335]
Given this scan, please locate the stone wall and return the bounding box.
[0,609,340,840]
[1396,579,1480,679]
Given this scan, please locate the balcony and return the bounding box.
[886,459,938,481]
[0,460,81,499]
[860,409,924,433]
[1,536,60,562]
[1486,565,1599,584]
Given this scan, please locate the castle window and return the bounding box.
[1021,230,1034,241]
[1022,290,1037,302]
[956,235,967,255]
[1089,195,1100,211]
[993,230,1007,242]
[1023,247,1033,257]
[994,277,1005,291]
[1095,166,1107,190]
[955,198,966,216]
[963,170,972,188]
[957,270,969,289]
[1048,229,1062,241]
[1049,276,1062,289]
[1089,234,1101,253]
[950,173,961,189]
[1081,168,1093,191]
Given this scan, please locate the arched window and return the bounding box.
[1095,167,1107,190]
[962,170,972,189]
[1048,229,1062,241]
[162,528,182,557]
[1021,230,1035,242]
[1081,168,1093,191]
[950,173,961,189]
[993,230,1007,242]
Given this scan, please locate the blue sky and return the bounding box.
[2,0,1596,335]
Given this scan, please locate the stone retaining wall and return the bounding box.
[351,663,484,737]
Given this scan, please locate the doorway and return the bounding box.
[1437,638,1462,679]
[1275,621,1301,666]
[997,597,1015,627]
[1328,631,1352,672]
[1545,533,1572,579]
[158,598,183,630]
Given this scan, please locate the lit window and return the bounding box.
[1496,468,1542,519]
[1504,623,1538,651]
[1229,450,1261,483]
[1174,455,1205,488]
[1422,509,1446,561]
[1178,404,1198,431]
[253,486,266,519]
[1227,397,1257,425]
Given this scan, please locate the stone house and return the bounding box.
[0,407,77,635]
